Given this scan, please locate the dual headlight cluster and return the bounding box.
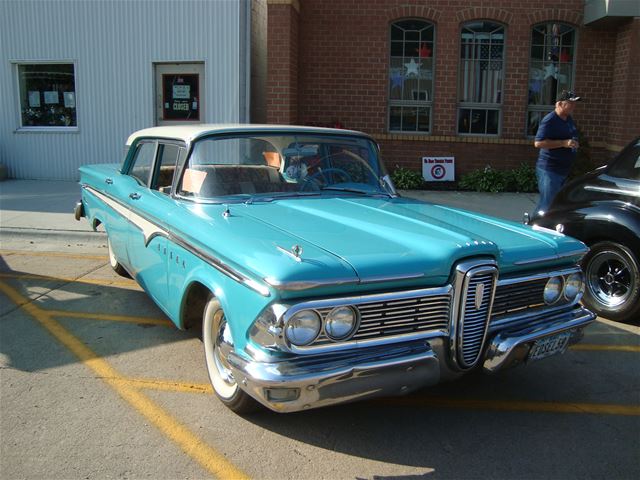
[543,272,585,305]
[285,306,360,347]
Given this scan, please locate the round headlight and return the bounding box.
[325,306,358,340]
[544,276,564,305]
[564,272,584,302]
[285,310,321,346]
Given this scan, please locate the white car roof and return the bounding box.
[126,124,369,146]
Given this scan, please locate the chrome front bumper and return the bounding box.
[229,306,596,413]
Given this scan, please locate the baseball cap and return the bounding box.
[557,90,581,102]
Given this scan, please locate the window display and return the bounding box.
[18,63,76,127]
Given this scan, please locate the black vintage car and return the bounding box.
[532,137,640,322]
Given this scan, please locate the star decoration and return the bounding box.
[404,58,421,77]
[544,63,558,80]
[390,71,404,89]
[416,43,432,58]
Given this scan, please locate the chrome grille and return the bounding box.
[492,278,546,319]
[460,272,495,367]
[311,294,451,346]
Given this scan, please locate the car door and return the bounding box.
[125,140,183,309]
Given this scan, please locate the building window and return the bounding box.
[527,23,576,136]
[17,63,77,128]
[458,21,505,136]
[388,19,435,133]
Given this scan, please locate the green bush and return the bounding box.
[459,163,537,193]
[391,166,424,189]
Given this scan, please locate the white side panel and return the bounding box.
[0,0,248,180]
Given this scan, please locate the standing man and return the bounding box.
[533,90,582,215]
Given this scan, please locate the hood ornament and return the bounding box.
[276,244,304,262]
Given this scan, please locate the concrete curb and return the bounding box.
[0,227,107,246]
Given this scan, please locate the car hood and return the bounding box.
[183,196,585,292]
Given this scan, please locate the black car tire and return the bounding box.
[582,241,640,323]
[202,296,260,414]
[107,236,130,278]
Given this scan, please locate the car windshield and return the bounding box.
[176,133,390,201]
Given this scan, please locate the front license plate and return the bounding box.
[528,331,571,361]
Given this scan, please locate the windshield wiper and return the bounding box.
[321,186,390,197]
[245,191,322,203]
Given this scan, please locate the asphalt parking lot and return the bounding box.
[1,232,638,480]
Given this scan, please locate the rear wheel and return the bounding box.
[582,241,640,323]
[202,296,260,414]
[107,236,129,277]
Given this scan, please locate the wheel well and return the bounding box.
[181,281,212,331]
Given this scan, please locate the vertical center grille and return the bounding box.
[453,261,498,370]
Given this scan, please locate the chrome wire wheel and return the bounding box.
[202,296,259,413]
[582,242,640,322]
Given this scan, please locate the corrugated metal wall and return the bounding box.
[0,0,248,180]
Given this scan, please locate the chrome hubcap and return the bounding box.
[212,314,235,388]
[587,250,634,308]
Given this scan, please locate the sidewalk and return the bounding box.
[0,179,539,239]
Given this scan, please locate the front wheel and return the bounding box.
[202,296,260,414]
[582,241,640,323]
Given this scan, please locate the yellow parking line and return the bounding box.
[118,378,213,394]
[375,396,640,416]
[49,310,173,327]
[0,249,107,261]
[570,344,640,353]
[0,272,136,288]
[0,280,249,480]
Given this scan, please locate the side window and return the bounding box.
[608,142,640,180]
[153,144,182,193]
[129,142,157,186]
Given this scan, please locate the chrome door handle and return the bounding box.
[105,178,113,185]
[129,192,141,200]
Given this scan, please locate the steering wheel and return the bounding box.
[300,168,352,191]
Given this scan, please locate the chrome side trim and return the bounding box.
[264,272,426,291]
[83,185,271,297]
[497,266,581,287]
[584,184,640,198]
[512,248,588,266]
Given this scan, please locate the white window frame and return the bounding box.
[12,60,79,133]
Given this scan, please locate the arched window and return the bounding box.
[458,21,505,136]
[388,19,435,133]
[527,23,577,136]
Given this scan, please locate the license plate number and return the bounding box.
[528,332,571,361]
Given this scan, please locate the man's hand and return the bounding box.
[534,138,579,149]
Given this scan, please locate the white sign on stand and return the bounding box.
[422,157,455,181]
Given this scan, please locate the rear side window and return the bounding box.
[608,141,640,180]
[129,142,157,186]
[153,143,182,193]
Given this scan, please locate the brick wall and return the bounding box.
[267,0,636,178]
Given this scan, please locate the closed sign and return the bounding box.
[423,157,455,181]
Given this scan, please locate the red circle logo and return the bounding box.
[431,165,446,179]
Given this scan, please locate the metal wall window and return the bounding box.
[388,19,435,133]
[16,63,77,128]
[458,21,505,136]
[527,23,577,136]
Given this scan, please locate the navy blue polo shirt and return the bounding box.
[535,111,578,176]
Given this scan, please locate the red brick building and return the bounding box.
[264,0,640,180]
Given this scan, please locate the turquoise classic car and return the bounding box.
[76,124,596,413]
